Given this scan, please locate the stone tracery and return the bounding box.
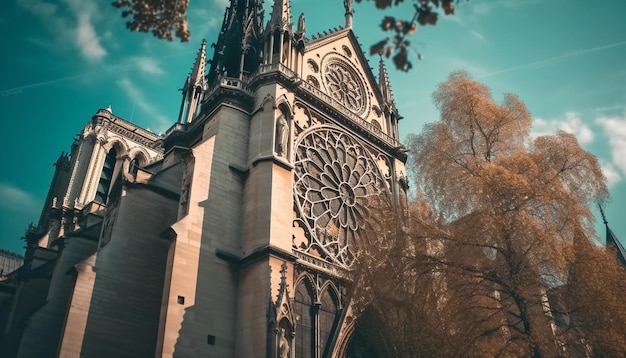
[293,127,386,268]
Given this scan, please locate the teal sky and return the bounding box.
[1,0,625,255]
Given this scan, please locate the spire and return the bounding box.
[207,0,264,85]
[600,205,626,267]
[344,0,354,29]
[268,0,292,32]
[178,39,208,124]
[190,39,207,90]
[378,55,395,108]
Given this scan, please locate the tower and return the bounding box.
[162,0,407,356]
[0,0,407,357]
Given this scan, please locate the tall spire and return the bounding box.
[378,56,395,108]
[268,0,292,32]
[207,0,264,85]
[178,39,208,124]
[190,39,207,90]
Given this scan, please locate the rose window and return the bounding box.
[322,60,366,114]
[293,127,386,268]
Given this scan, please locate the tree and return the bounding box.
[111,0,464,70]
[112,0,190,42]
[353,72,621,357]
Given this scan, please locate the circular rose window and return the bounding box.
[293,127,386,268]
[322,60,366,115]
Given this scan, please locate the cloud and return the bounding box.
[470,30,487,44]
[532,111,594,144]
[17,0,107,61]
[116,77,170,129]
[132,57,165,75]
[597,113,626,181]
[600,162,622,187]
[76,11,106,60]
[0,183,40,214]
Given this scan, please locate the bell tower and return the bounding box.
[157,0,407,356]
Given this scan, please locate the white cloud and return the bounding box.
[532,111,594,144]
[116,77,170,129]
[76,11,106,61]
[597,113,626,180]
[0,183,40,213]
[132,57,165,75]
[600,162,622,187]
[17,0,107,61]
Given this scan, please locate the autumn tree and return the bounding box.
[558,228,626,356]
[352,200,473,357]
[410,71,611,357]
[354,72,616,357]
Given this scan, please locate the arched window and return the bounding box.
[95,148,117,204]
[295,281,314,358]
[319,288,339,356]
[294,280,342,358]
[129,158,139,177]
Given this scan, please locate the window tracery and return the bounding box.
[322,60,366,115]
[293,127,386,269]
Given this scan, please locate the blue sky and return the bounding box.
[1,0,625,255]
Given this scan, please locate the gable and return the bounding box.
[302,30,388,134]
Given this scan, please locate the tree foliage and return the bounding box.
[364,0,467,71]
[112,0,190,42]
[353,72,625,357]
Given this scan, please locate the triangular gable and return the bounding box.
[301,29,391,134]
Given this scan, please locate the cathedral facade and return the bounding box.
[0,1,408,357]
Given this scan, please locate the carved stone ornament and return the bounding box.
[322,59,366,115]
[293,126,386,268]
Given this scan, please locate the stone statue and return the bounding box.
[278,328,290,358]
[297,13,306,34]
[276,115,289,157]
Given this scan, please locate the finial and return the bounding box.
[105,104,112,114]
[344,0,354,29]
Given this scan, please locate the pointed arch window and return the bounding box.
[95,148,117,204]
[294,281,341,358]
[295,281,314,358]
[318,289,339,356]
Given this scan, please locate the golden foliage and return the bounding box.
[354,72,615,358]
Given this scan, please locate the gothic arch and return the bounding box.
[276,94,294,116]
[103,136,130,158]
[318,280,340,307]
[294,272,317,300]
[128,147,151,166]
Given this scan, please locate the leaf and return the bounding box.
[370,39,388,56]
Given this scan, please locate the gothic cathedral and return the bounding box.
[0,0,408,357]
